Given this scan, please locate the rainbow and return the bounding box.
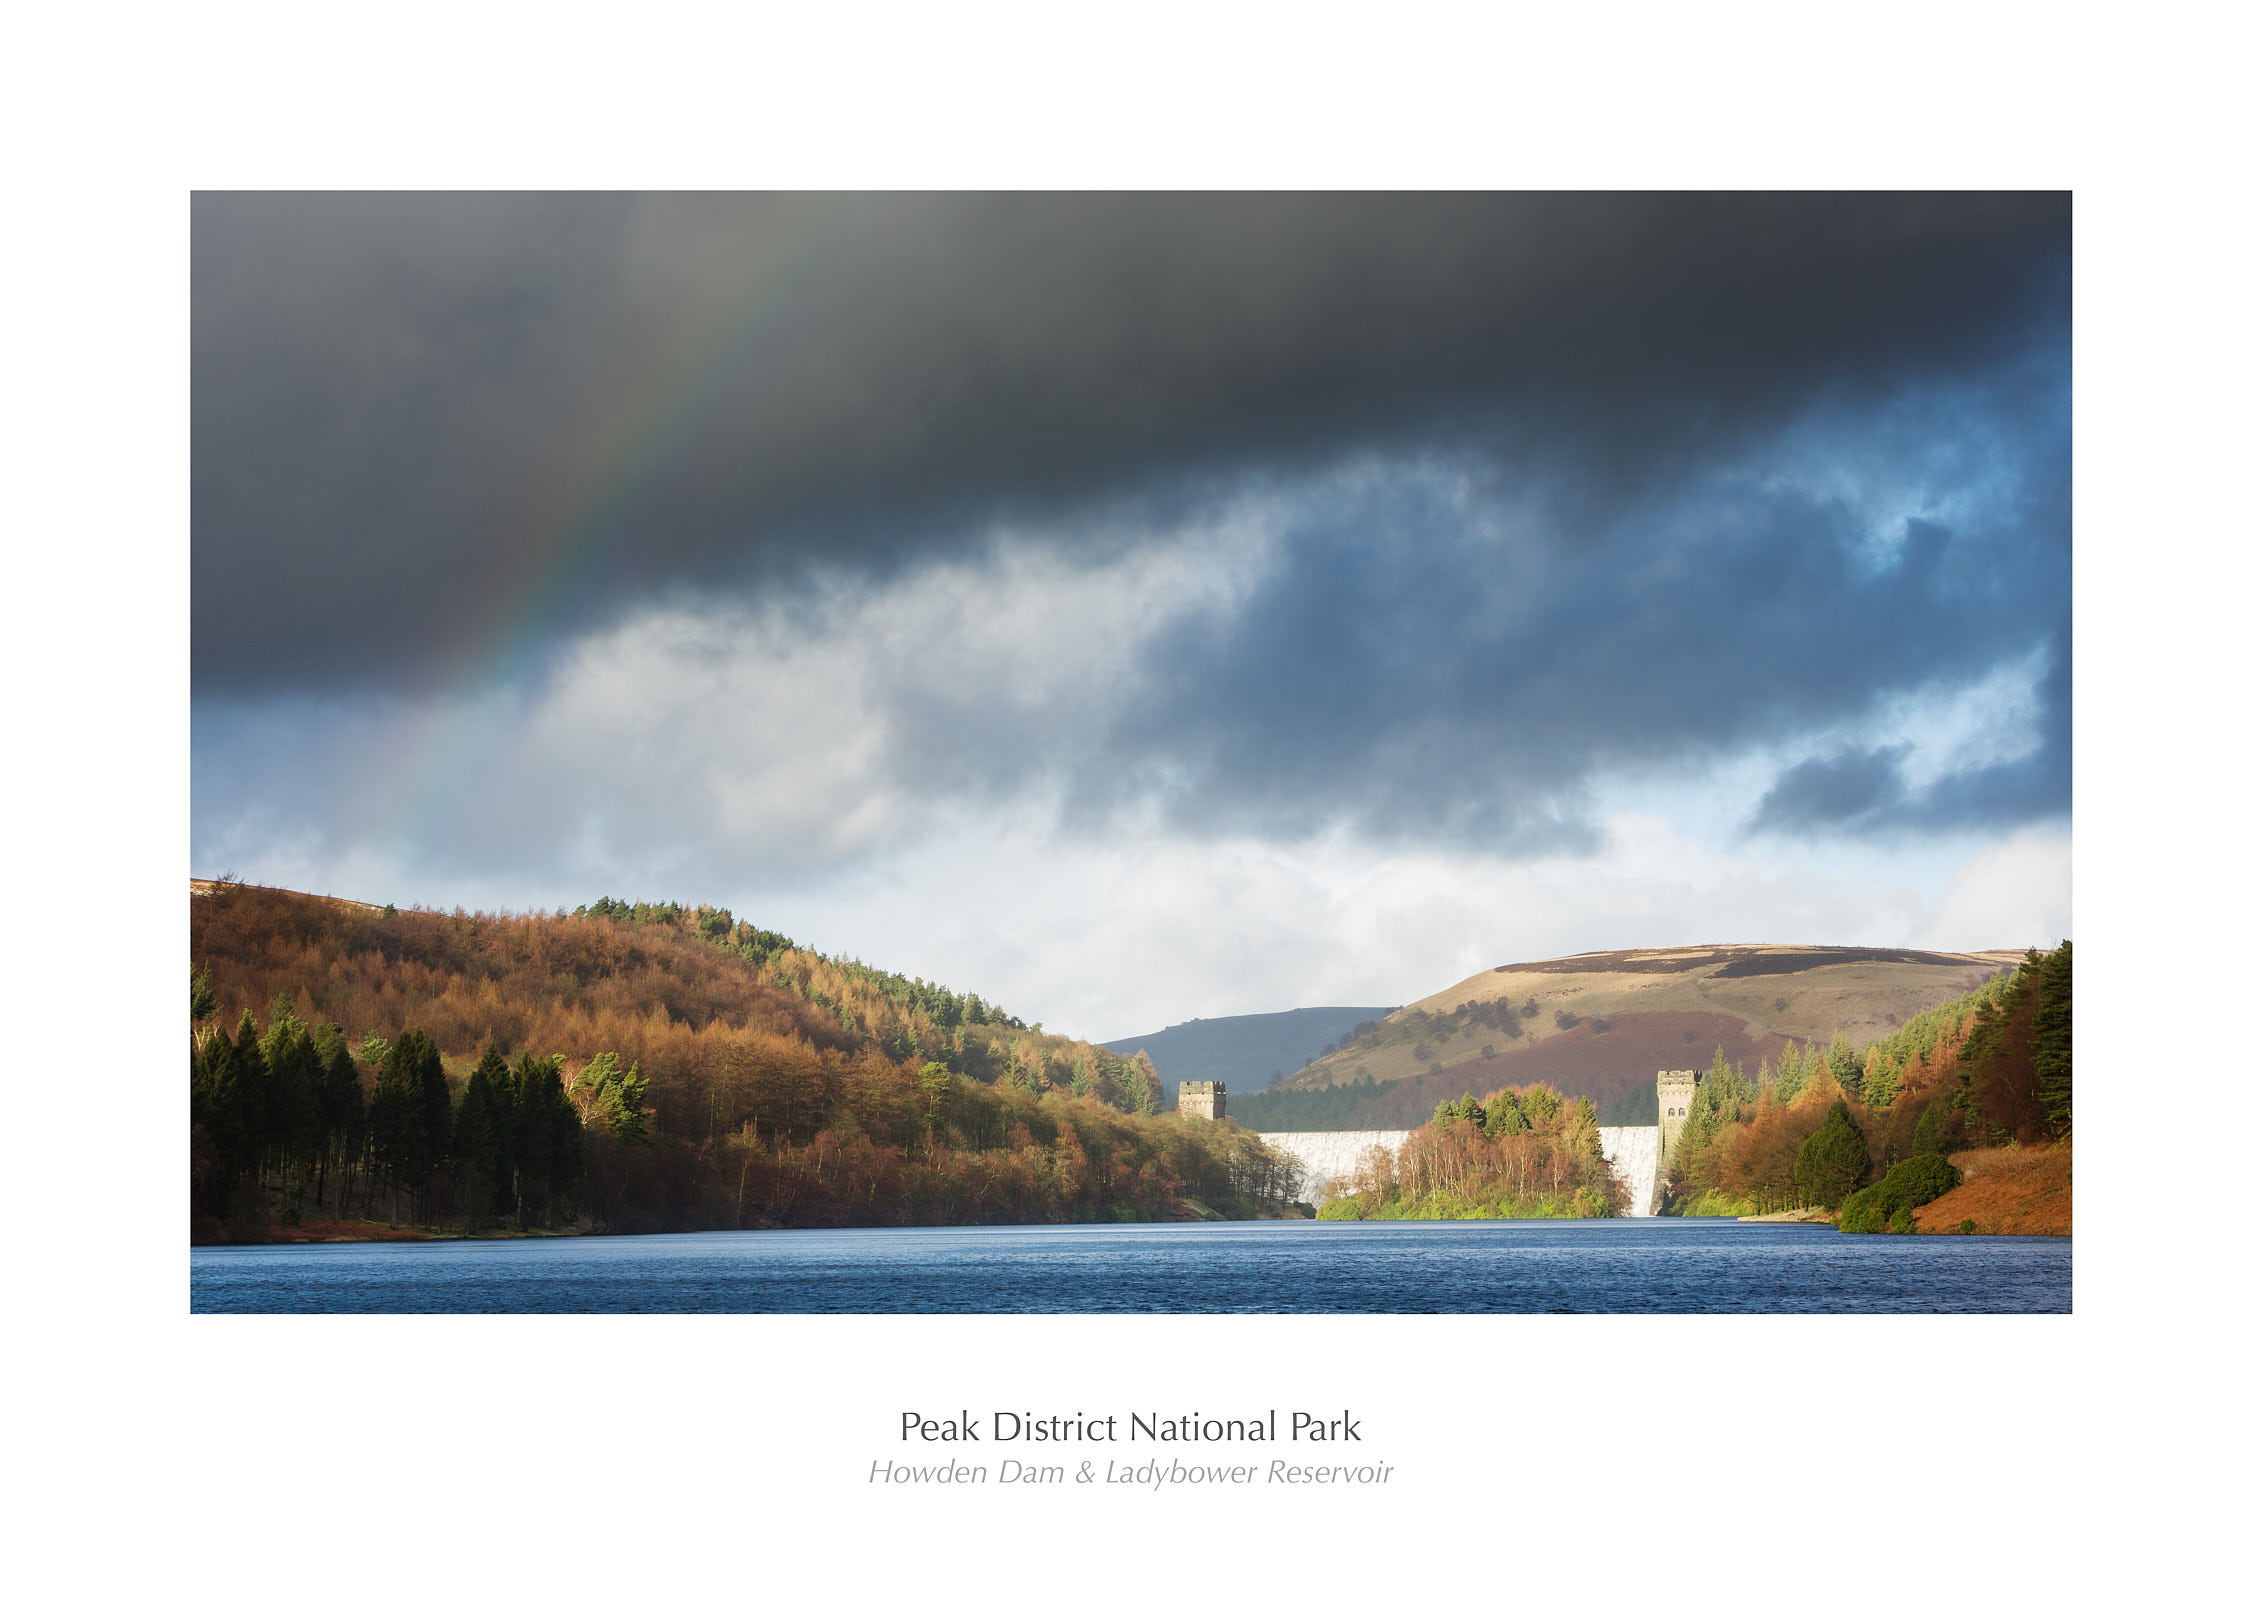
[359,198,861,862]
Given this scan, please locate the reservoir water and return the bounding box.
[191,1218,2070,1313]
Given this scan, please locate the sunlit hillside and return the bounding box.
[1250,944,2020,1128]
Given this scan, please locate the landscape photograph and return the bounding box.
[190,192,2072,1312]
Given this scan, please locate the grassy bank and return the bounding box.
[1913,1143,2071,1235]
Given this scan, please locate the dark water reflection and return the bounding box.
[191,1219,2070,1313]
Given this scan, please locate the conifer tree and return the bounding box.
[313,1026,363,1210]
[1482,1089,1528,1138]
[2033,940,2073,1136]
[262,996,320,1204]
[371,1029,450,1220]
[512,1053,582,1227]
[227,1011,269,1182]
[192,1026,240,1217]
[1794,1101,1871,1208]
[1826,1032,1863,1098]
[455,1043,518,1218]
[1774,1040,1807,1103]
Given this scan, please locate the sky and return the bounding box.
[191,193,2071,1042]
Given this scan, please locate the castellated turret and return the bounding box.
[1178,1081,1226,1120]
[1657,1069,1698,1164]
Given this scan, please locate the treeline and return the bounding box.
[190,993,607,1235]
[1225,1062,1643,1134]
[1664,942,2071,1230]
[190,884,1294,1238]
[576,894,1032,1032]
[1317,996,1534,1067]
[1226,1074,1397,1132]
[1315,1084,1621,1221]
[193,885,1164,1122]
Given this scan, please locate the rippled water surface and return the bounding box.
[192,1219,2070,1313]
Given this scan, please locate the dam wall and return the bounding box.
[1260,1125,1660,1214]
[1257,1130,1412,1205]
[1596,1125,1660,1217]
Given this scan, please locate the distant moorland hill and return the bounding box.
[1235,944,2021,1130]
[1102,1007,1397,1099]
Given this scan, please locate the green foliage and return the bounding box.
[455,1043,518,1218]
[1675,1190,1760,1217]
[1824,1032,1862,1098]
[511,1052,583,1224]
[572,895,1029,1035]
[190,964,216,1023]
[1794,1101,1871,1209]
[573,1051,653,1144]
[1773,1040,1811,1104]
[261,997,321,1194]
[1911,1093,1966,1156]
[1329,1088,1619,1218]
[1432,1092,1484,1128]
[313,1024,363,1206]
[2033,940,2072,1136]
[1838,1152,1961,1234]
[370,1029,452,1206]
[1226,1074,1393,1132]
[1482,1088,1529,1138]
[1954,942,2074,1142]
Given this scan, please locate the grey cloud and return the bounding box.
[194,192,2069,695]
[1750,747,1915,834]
[1052,403,2069,848]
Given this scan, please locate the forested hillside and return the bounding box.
[1661,941,2072,1231]
[1308,943,2070,1229]
[188,883,1304,1239]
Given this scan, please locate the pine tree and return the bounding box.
[455,1043,518,1218]
[1774,1040,1807,1103]
[512,1053,582,1227]
[1482,1089,1528,1138]
[1794,1101,1871,1208]
[1826,1032,1863,1098]
[2033,940,2073,1136]
[227,1011,269,1182]
[371,1029,449,1220]
[191,1026,240,1218]
[367,1041,415,1222]
[313,1026,363,1210]
[262,995,321,1207]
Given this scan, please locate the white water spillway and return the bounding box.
[1595,1126,1660,1217]
[1257,1131,1411,1205]
[1258,1126,1660,1214]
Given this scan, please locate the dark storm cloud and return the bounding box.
[1750,746,1916,834]
[1058,414,2070,847]
[194,192,2069,695]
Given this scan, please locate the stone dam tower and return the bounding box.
[1657,1068,1697,1168]
[1178,1080,1225,1120]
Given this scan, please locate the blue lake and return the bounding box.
[190,1218,2070,1313]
